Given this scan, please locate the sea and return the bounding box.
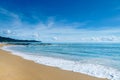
[2,43,120,80]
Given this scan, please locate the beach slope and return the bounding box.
[0,44,107,80]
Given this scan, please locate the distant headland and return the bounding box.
[0,36,41,45]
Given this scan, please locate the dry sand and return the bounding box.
[0,44,107,80]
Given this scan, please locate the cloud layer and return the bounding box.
[0,8,120,42]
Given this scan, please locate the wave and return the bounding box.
[2,46,120,80]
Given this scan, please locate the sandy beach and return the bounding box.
[0,44,107,80]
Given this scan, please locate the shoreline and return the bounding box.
[0,44,107,80]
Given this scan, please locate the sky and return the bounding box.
[0,0,120,42]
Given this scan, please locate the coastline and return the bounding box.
[0,44,107,80]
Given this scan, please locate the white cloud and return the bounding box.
[0,7,19,19]
[0,8,120,42]
[52,37,58,41]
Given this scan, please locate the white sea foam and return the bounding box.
[1,46,120,80]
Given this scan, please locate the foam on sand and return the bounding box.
[2,46,120,80]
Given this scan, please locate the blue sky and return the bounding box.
[0,0,120,42]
